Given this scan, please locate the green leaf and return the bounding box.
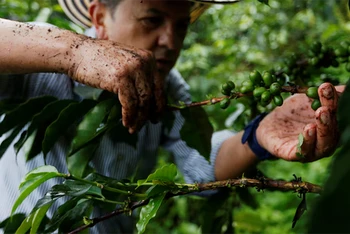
[24,126,47,161]
[39,198,94,233]
[200,189,231,234]
[15,202,52,234]
[0,96,57,137]
[137,164,177,187]
[11,166,62,215]
[14,99,76,154]
[145,185,171,198]
[296,133,304,158]
[180,107,213,161]
[0,213,26,234]
[136,193,166,234]
[67,143,98,178]
[42,99,97,155]
[69,99,115,155]
[63,180,103,198]
[108,122,138,149]
[0,124,25,159]
[100,102,139,148]
[29,202,52,234]
[0,98,24,115]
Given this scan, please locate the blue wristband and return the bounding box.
[241,112,272,160]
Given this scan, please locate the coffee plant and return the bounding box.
[0,37,348,233]
[2,0,350,233]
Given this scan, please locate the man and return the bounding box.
[0,0,342,232]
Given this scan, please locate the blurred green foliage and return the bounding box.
[1,0,350,233]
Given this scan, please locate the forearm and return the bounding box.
[0,18,83,74]
[215,131,259,180]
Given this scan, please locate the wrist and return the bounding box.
[241,113,272,160]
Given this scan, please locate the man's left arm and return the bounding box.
[214,83,342,180]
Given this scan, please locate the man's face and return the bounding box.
[100,0,191,77]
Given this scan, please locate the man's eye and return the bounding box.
[142,17,163,28]
[177,21,190,34]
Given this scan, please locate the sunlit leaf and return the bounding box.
[137,164,177,187]
[136,193,166,234]
[29,203,52,234]
[11,166,62,215]
[15,202,52,234]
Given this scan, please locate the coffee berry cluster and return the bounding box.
[241,70,283,108]
[220,70,322,111]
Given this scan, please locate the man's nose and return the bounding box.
[158,25,180,50]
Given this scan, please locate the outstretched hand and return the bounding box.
[257,83,343,162]
[69,38,166,134]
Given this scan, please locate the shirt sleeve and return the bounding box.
[162,69,236,183]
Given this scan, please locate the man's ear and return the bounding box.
[89,1,109,39]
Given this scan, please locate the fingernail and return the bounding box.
[320,112,330,125]
[308,128,315,137]
[322,85,334,99]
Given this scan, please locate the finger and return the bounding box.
[117,76,138,131]
[314,107,338,158]
[300,123,317,162]
[134,70,152,131]
[318,83,338,110]
[335,85,345,93]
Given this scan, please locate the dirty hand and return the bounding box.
[68,37,165,133]
[256,83,343,162]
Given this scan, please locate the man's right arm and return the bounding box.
[0,18,164,133]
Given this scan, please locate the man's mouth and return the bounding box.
[156,59,174,71]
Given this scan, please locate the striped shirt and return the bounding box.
[0,70,234,233]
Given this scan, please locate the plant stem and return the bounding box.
[64,174,147,198]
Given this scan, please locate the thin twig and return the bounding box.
[168,86,309,110]
[68,177,322,233]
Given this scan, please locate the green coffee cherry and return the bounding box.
[311,99,321,111]
[306,87,319,99]
[261,90,272,103]
[259,100,270,107]
[253,87,266,98]
[273,95,283,106]
[221,81,235,96]
[270,82,282,95]
[220,98,230,109]
[249,70,263,86]
[262,71,273,87]
[240,80,254,93]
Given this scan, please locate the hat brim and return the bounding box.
[58,0,240,29]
